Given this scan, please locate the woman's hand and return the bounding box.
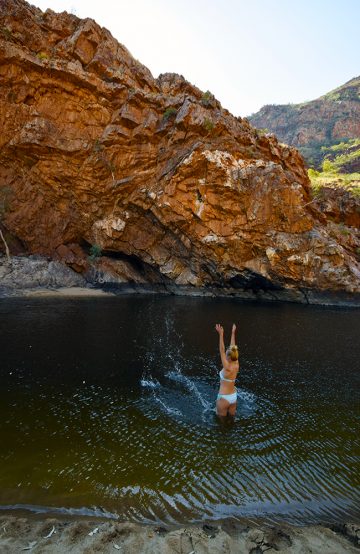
[232,323,236,333]
[215,323,224,335]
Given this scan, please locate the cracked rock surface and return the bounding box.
[0,0,359,300]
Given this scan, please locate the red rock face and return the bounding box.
[248,83,360,149]
[0,0,359,295]
[313,187,360,229]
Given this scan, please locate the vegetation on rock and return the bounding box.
[163,107,177,121]
[89,244,103,261]
[308,139,360,198]
[201,90,215,107]
[203,118,215,132]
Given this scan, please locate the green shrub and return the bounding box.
[89,244,102,260]
[322,158,337,173]
[338,224,351,236]
[308,168,320,179]
[203,118,214,132]
[163,107,177,121]
[37,51,49,61]
[1,27,12,40]
[201,90,214,107]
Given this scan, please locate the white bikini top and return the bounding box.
[219,369,236,383]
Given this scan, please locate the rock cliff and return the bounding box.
[0,0,359,302]
[248,77,360,169]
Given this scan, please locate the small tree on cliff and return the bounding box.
[0,229,10,262]
[0,187,11,263]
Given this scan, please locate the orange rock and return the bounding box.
[313,187,360,229]
[0,0,359,297]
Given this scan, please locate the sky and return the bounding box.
[30,0,359,117]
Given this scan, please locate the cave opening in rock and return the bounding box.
[80,238,173,284]
[227,270,283,294]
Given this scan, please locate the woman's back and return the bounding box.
[219,361,239,394]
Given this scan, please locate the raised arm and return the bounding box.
[215,323,228,368]
[230,323,236,346]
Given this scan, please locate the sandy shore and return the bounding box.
[0,515,359,553]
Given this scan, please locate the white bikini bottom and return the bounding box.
[217,388,237,404]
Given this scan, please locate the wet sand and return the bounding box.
[0,515,359,553]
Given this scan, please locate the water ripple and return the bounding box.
[0,297,359,525]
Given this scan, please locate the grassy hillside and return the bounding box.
[308,138,360,196]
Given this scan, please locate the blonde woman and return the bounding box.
[215,323,239,418]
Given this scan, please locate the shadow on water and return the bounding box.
[0,295,359,524]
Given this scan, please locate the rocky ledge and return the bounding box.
[0,0,359,303]
[1,255,360,306]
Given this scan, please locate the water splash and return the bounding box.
[140,312,213,417]
[166,371,212,411]
[140,376,160,389]
[152,391,182,417]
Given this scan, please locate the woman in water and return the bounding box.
[215,323,239,419]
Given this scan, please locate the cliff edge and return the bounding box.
[0,0,359,302]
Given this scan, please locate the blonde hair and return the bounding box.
[226,345,238,361]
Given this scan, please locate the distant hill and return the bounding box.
[248,77,360,169]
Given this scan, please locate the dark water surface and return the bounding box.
[0,296,359,525]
